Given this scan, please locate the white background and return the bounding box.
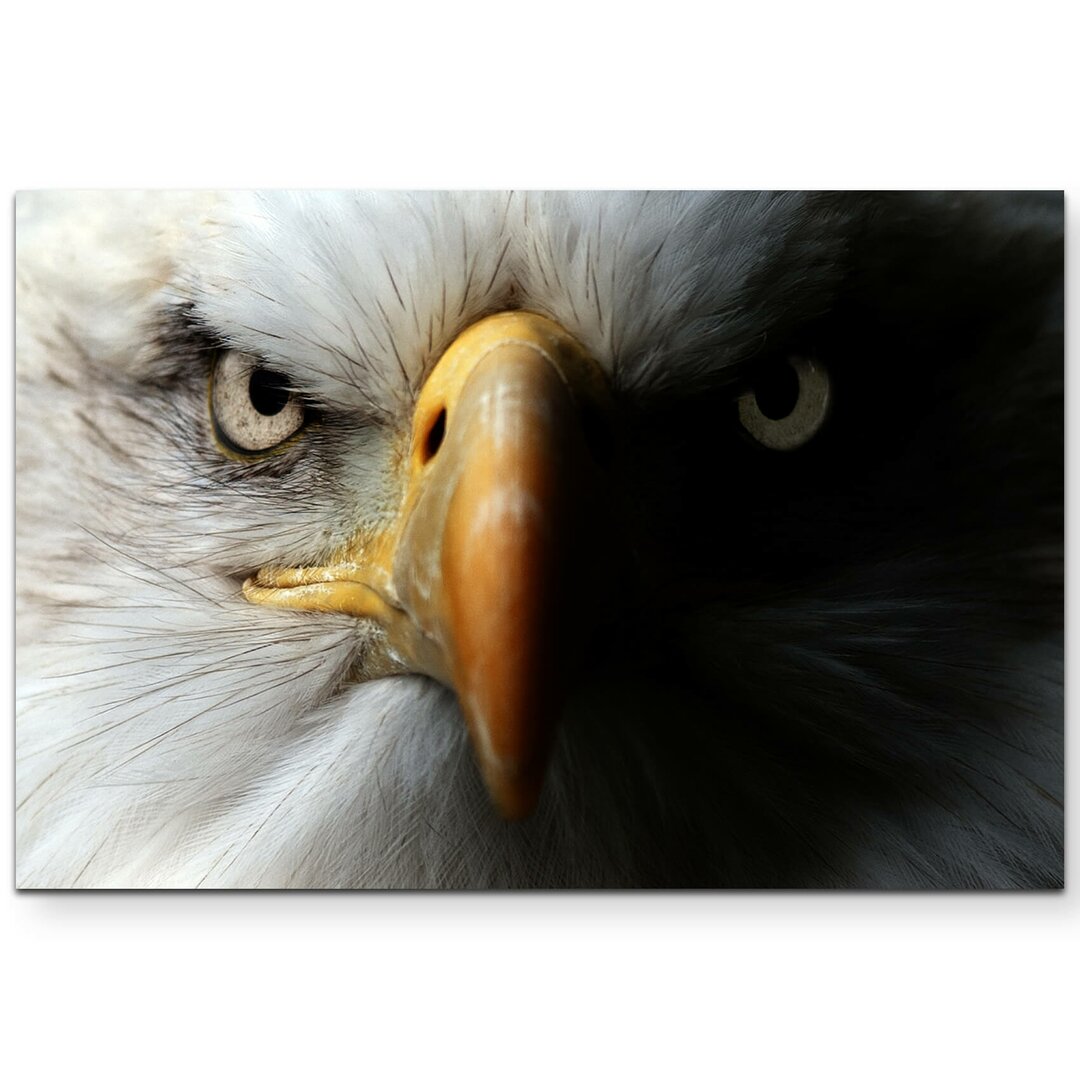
[3,3,1075,1077]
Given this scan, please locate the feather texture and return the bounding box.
[15,190,1063,887]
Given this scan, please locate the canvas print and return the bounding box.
[14,191,1063,888]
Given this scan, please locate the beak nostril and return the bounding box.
[422,407,447,464]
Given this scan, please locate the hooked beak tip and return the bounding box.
[476,755,547,821]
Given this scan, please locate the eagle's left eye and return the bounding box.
[737,355,831,451]
[210,350,307,455]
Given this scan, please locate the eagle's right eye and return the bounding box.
[210,350,307,456]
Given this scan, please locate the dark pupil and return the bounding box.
[753,361,801,420]
[248,368,291,417]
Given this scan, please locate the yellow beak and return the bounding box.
[243,312,614,819]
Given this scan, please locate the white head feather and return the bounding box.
[16,190,1062,887]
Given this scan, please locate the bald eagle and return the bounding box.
[15,190,1063,888]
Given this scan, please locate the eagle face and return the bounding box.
[15,191,1063,888]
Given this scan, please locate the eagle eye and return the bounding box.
[738,355,831,451]
[210,350,307,455]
